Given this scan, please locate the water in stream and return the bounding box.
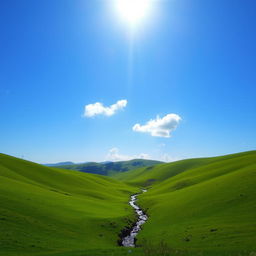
[122,189,148,247]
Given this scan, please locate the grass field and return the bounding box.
[0,151,256,256]
[0,153,138,256]
[134,151,256,254]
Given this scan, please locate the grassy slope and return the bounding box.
[135,151,256,253]
[1,151,256,256]
[114,151,255,186]
[113,158,212,185]
[0,154,138,256]
[55,159,163,176]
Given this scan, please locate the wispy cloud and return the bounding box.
[133,113,181,138]
[159,153,181,163]
[84,99,128,117]
[106,148,150,162]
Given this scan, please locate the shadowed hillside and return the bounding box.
[54,159,163,176]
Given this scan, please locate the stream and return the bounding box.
[121,189,148,247]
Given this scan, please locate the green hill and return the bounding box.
[114,151,256,186]
[134,150,256,254]
[0,153,138,256]
[54,159,163,176]
[1,151,256,256]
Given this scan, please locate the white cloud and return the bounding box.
[106,148,150,162]
[160,154,181,163]
[84,99,127,117]
[133,113,181,138]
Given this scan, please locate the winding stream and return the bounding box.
[122,189,148,247]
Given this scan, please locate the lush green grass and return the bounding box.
[135,151,256,254]
[113,158,213,185]
[1,151,256,256]
[54,159,163,176]
[114,151,256,186]
[0,153,138,256]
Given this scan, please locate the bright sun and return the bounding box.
[115,0,152,27]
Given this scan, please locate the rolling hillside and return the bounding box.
[134,151,256,254]
[0,154,138,256]
[0,151,256,256]
[114,151,256,186]
[54,159,163,176]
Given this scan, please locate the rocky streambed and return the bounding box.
[121,189,148,247]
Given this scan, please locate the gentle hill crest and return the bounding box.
[114,150,256,186]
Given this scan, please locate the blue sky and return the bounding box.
[0,0,255,163]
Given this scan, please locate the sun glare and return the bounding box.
[115,0,152,27]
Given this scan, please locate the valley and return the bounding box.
[0,151,255,256]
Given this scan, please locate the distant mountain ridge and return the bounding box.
[53,159,164,176]
[44,161,75,167]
